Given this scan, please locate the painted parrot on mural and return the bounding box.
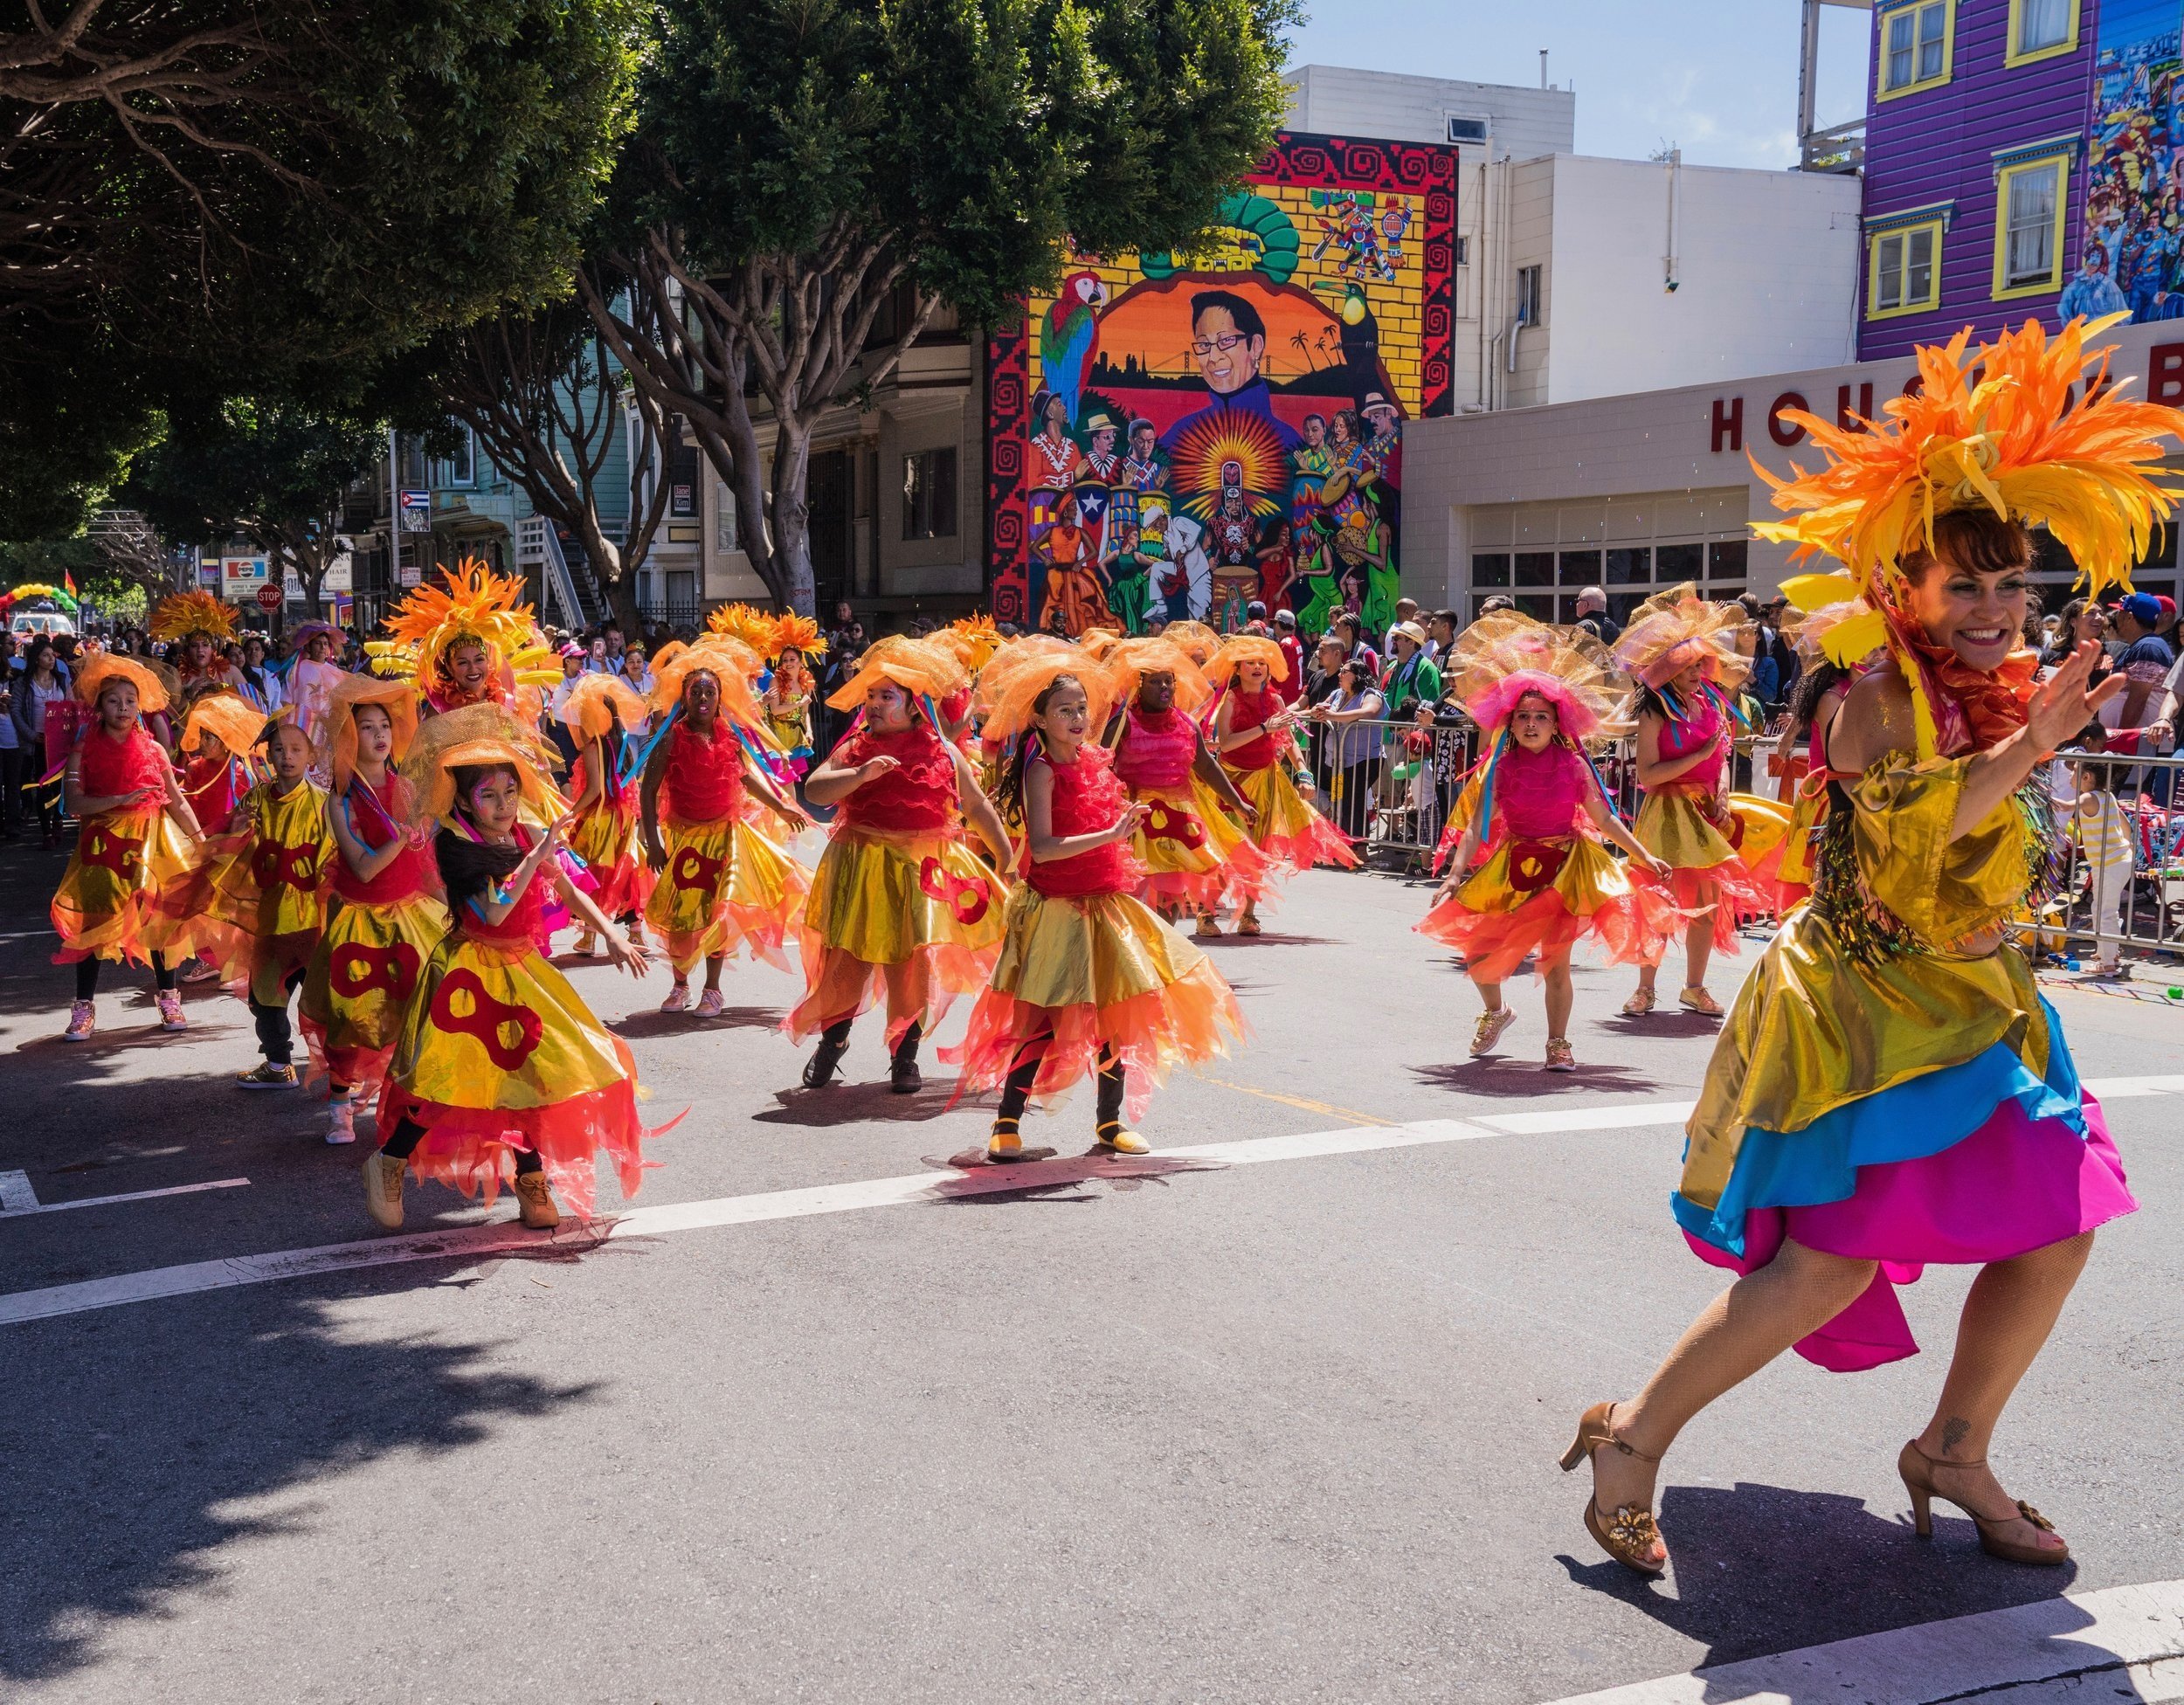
[1040,271,1109,432]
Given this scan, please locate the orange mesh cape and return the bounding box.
[559,673,647,742]
[1162,620,1221,668]
[825,634,970,711]
[1203,633,1289,688]
[1612,584,1752,694]
[149,590,238,645]
[320,673,421,790]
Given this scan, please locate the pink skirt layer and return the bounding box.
[1685,1092,2136,1371]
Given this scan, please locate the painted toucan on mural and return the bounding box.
[1040,271,1109,431]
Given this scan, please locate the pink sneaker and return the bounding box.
[156,989,187,1032]
[61,999,95,1043]
[695,988,726,1018]
[660,981,692,1014]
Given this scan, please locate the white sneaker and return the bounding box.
[327,1098,356,1145]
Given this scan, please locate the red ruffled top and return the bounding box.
[1114,707,1196,790]
[182,755,244,835]
[835,721,957,832]
[1489,742,1592,842]
[453,825,547,944]
[1027,745,1139,898]
[1653,694,1725,793]
[661,719,745,825]
[335,774,432,903]
[79,724,169,803]
[1223,686,1282,771]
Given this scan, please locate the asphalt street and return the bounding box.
[2,830,2180,1704]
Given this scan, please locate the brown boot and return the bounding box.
[513,1170,560,1230]
[363,1152,406,1231]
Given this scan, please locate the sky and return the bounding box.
[1282,0,1873,171]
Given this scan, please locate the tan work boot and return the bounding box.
[512,1170,561,1230]
[363,1152,406,1230]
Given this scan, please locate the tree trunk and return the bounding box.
[769,424,815,617]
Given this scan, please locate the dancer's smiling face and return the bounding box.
[1906,553,2030,673]
[1510,694,1559,752]
[446,641,490,696]
[1238,660,1270,693]
[467,768,522,840]
[683,671,720,728]
[1034,677,1091,753]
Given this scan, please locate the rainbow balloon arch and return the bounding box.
[0,582,79,615]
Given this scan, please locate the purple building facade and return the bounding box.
[1857,0,2098,360]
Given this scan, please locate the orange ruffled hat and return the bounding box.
[320,673,422,790]
[1103,635,1216,714]
[180,688,271,760]
[1203,633,1289,689]
[76,651,173,715]
[1612,584,1751,694]
[974,646,1129,743]
[824,634,970,712]
[399,701,567,828]
[559,673,647,742]
[1162,620,1221,669]
[647,637,768,731]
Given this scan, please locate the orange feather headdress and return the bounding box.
[149,590,238,645]
[943,613,1003,671]
[366,560,559,697]
[706,603,781,655]
[770,611,826,659]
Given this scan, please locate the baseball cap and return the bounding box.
[1275,609,1297,628]
[2120,591,2163,625]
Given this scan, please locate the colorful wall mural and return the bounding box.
[985,132,1458,639]
[2074,0,2183,322]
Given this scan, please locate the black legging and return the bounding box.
[248,967,306,1066]
[993,1032,1127,1129]
[76,952,176,998]
[379,1115,543,1175]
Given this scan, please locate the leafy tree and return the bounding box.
[128,398,390,618]
[427,290,677,636]
[0,0,641,538]
[581,0,1296,613]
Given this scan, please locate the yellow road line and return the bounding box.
[1199,1076,1400,1128]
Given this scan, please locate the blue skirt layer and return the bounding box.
[1674,995,2084,1259]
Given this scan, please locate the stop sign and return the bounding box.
[255,583,281,611]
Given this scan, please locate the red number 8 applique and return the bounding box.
[330,941,420,1000]
[1142,800,1207,850]
[429,968,543,1071]
[918,855,990,925]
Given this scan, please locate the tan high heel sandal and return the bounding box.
[1897,1439,2067,1566]
[1559,1401,1667,1576]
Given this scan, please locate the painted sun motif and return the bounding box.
[1165,410,1290,523]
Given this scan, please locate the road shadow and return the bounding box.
[1552,1479,2079,1676]
[1413,1059,1663,1098]
[0,1272,598,1687]
[923,1149,1228,1205]
[1193,931,1341,949]
[1598,1011,1725,1039]
[610,1004,784,1040]
[750,1082,964,1127]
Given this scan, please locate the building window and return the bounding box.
[1707,540,1748,582]
[446,426,474,487]
[1512,550,1554,587]
[1558,549,1601,587]
[668,443,699,518]
[2006,0,2077,66]
[715,484,738,553]
[1516,265,1544,327]
[1877,0,1954,100]
[1867,218,1944,318]
[1471,552,1511,587]
[1654,542,1703,584]
[901,446,957,542]
[1993,155,2068,298]
[1604,546,1650,585]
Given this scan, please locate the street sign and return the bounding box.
[399,490,432,534]
[220,552,269,599]
[255,583,282,611]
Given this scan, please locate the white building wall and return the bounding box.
[1541,155,1862,405]
[1284,65,1574,160]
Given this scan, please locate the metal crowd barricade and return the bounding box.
[2038,748,2184,965]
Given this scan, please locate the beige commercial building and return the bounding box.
[1400,318,2184,624]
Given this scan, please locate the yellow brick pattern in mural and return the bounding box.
[1027,176,1429,411]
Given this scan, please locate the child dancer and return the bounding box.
[176,688,265,839]
[1614,587,1791,1017]
[1418,613,1679,1069]
[639,641,813,1016]
[761,615,824,781]
[792,635,1013,1091]
[367,703,662,1232]
[52,654,204,1041]
[300,675,449,1142]
[950,655,1244,1158]
[1102,635,1267,931]
[207,714,336,1089]
[1207,633,1358,933]
[559,674,655,957]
